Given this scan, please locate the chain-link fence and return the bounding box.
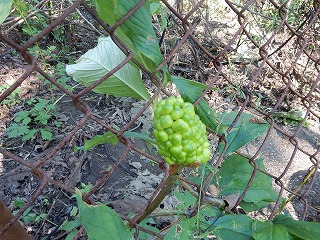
[0,0,319,238]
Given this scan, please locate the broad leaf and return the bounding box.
[114,0,163,66]
[211,214,253,240]
[66,37,150,100]
[94,0,147,70]
[164,217,196,240]
[172,76,227,134]
[218,154,278,211]
[75,189,134,240]
[74,131,118,153]
[22,129,37,141]
[252,220,289,240]
[273,214,320,240]
[95,0,168,79]
[218,111,269,156]
[0,0,12,24]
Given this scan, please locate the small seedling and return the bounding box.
[12,198,47,224]
[0,84,22,107]
[6,97,62,141]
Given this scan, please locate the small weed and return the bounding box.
[6,97,62,142]
[28,45,57,59]
[149,159,157,166]
[0,84,22,107]
[12,198,47,224]
[272,109,310,126]
[41,62,73,91]
[256,0,311,31]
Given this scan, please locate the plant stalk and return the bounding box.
[134,165,184,224]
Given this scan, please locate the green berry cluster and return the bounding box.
[153,96,211,166]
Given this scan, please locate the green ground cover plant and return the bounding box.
[6,97,61,141]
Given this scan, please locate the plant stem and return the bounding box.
[276,166,316,214]
[134,165,184,224]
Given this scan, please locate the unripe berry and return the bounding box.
[153,97,211,166]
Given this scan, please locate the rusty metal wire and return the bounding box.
[0,0,319,238]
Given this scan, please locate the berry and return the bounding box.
[153,97,211,166]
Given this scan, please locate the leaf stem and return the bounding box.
[276,166,316,215]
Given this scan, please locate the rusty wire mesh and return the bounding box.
[0,0,319,238]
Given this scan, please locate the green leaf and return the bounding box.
[138,218,160,240]
[66,36,150,100]
[123,131,156,145]
[13,0,28,17]
[60,218,80,231]
[199,205,223,221]
[174,188,197,209]
[252,220,289,240]
[22,129,37,141]
[171,76,227,134]
[273,214,320,240]
[35,114,50,125]
[14,110,30,122]
[40,129,53,140]
[65,230,78,240]
[164,217,196,240]
[114,0,163,65]
[218,111,269,156]
[13,198,25,208]
[150,2,161,14]
[21,117,31,125]
[74,131,118,153]
[95,0,167,78]
[240,200,274,213]
[6,124,21,138]
[0,0,12,25]
[18,125,30,135]
[198,207,225,236]
[211,214,253,240]
[75,189,134,240]
[219,154,278,211]
[34,102,46,110]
